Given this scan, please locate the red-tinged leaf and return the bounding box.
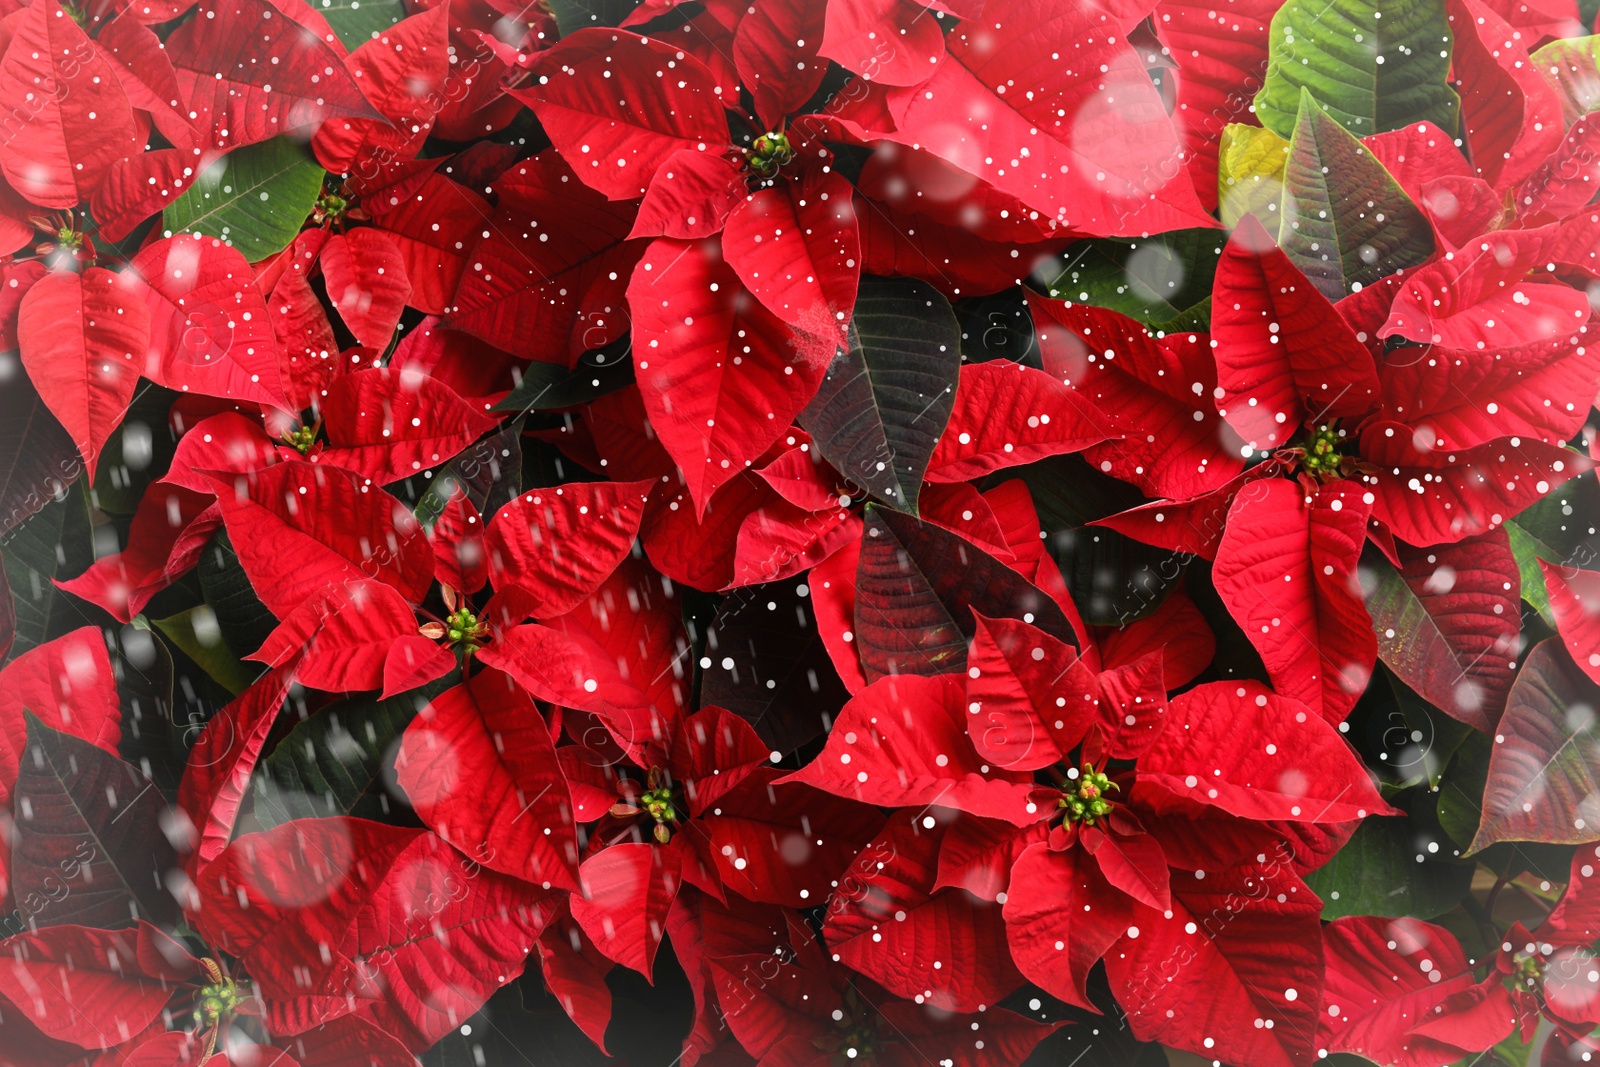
[1470,638,1600,850]
[0,628,121,812]
[629,238,833,511]
[395,668,580,890]
[846,2,1215,236]
[1139,679,1391,823]
[924,361,1114,483]
[379,635,454,699]
[1452,0,1566,191]
[0,0,139,207]
[125,235,289,410]
[853,505,1081,682]
[444,151,638,362]
[200,820,550,1049]
[629,147,747,240]
[822,814,1022,1013]
[730,497,860,590]
[98,15,195,150]
[477,624,664,755]
[368,173,486,316]
[779,673,1038,824]
[1365,532,1520,732]
[1381,231,1591,353]
[247,579,415,691]
[1359,421,1588,546]
[1002,841,1136,1011]
[165,0,376,151]
[268,264,340,412]
[201,460,434,619]
[320,228,410,351]
[160,412,282,496]
[312,4,451,174]
[818,0,947,87]
[57,484,217,623]
[12,713,177,929]
[483,479,652,617]
[1032,296,1245,500]
[722,168,859,340]
[1320,916,1495,1067]
[312,367,497,485]
[734,0,827,127]
[514,29,728,200]
[1156,0,1278,211]
[1105,860,1325,1067]
[18,267,152,477]
[178,666,294,876]
[1545,561,1600,689]
[275,1016,419,1067]
[570,840,684,978]
[536,911,613,1053]
[1213,479,1377,723]
[1211,215,1380,451]
[0,924,196,1049]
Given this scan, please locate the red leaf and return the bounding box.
[628,147,747,240]
[1105,859,1325,1067]
[0,628,121,816]
[1359,420,1588,546]
[202,460,434,619]
[780,673,1038,824]
[0,0,140,207]
[844,0,1215,236]
[535,911,613,1053]
[321,228,411,350]
[819,0,947,88]
[515,29,729,200]
[444,151,638,362]
[1451,0,1565,191]
[1367,532,1521,732]
[1212,216,1381,451]
[1139,679,1392,824]
[629,238,834,512]
[1364,121,1474,206]
[722,168,859,339]
[1033,297,1245,500]
[177,665,294,874]
[165,0,377,150]
[98,15,196,150]
[248,579,418,690]
[313,367,497,485]
[0,924,194,1048]
[1213,478,1377,723]
[965,614,1092,772]
[734,0,827,127]
[823,814,1022,1013]
[395,668,580,889]
[570,840,684,978]
[1544,560,1600,687]
[1321,916,1496,1067]
[483,479,652,618]
[368,173,487,316]
[268,262,341,412]
[18,267,153,476]
[925,361,1114,483]
[56,483,217,623]
[1002,841,1135,1010]
[160,411,282,495]
[125,234,290,410]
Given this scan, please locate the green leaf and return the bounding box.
[0,357,80,539]
[1279,90,1436,301]
[252,677,454,829]
[1218,123,1290,230]
[152,605,260,695]
[1530,35,1600,125]
[1303,812,1473,920]
[1254,0,1459,140]
[1034,230,1220,331]
[545,0,637,36]
[491,337,636,414]
[163,138,325,262]
[1506,521,1556,624]
[317,0,407,49]
[196,529,278,661]
[797,276,961,512]
[414,419,523,528]
[1504,472,1599,619]
[2,480,96,658]
[1469,638,1600,852]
